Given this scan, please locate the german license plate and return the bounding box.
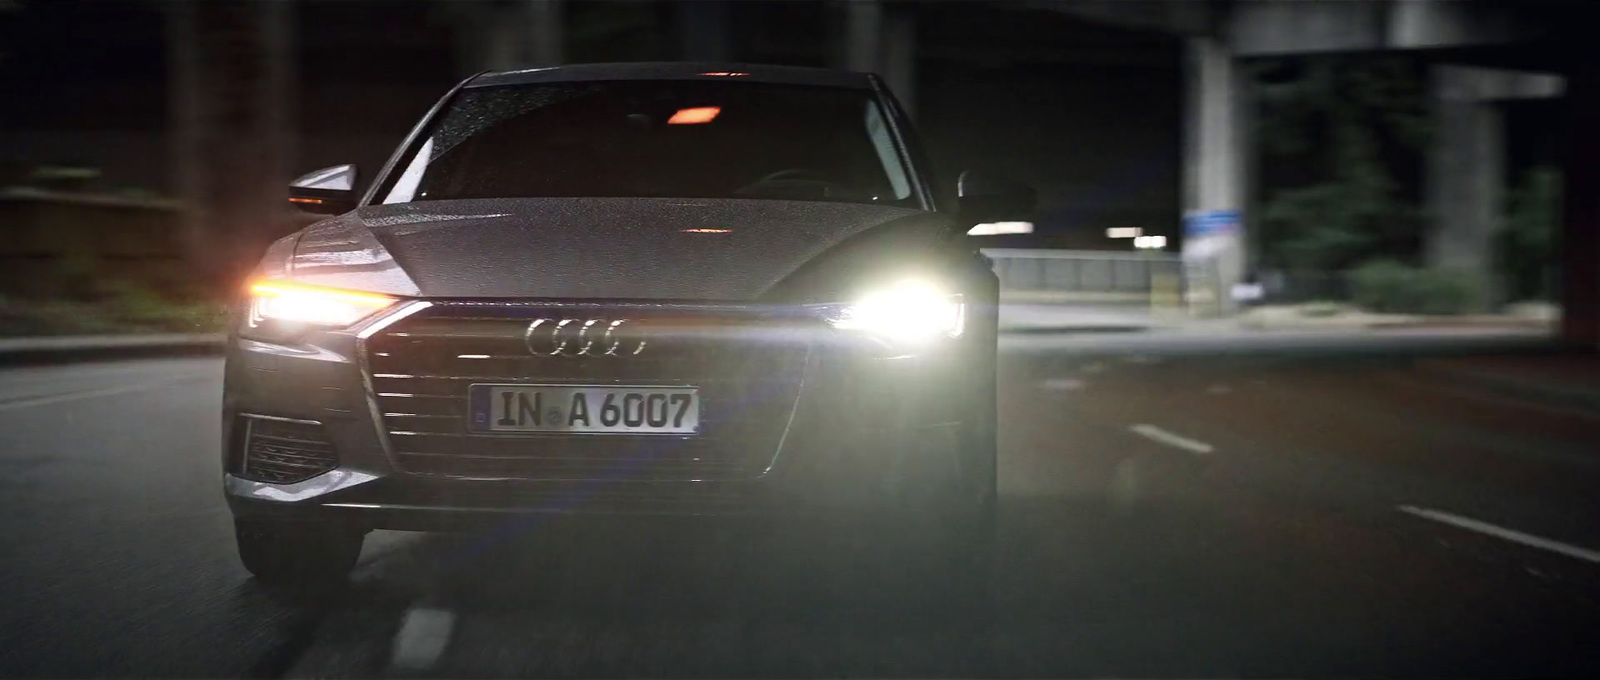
[468,384,699,434]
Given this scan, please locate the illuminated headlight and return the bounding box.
[828,279,965,343]
[243,281,396,340]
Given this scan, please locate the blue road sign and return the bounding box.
[1184,210,1240,237]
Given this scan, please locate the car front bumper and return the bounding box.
[222,302,980,531]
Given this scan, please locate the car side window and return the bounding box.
[384,137,434,204]
[865,101,913,201]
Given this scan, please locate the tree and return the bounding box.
[1498,166,1560,301]
[1253,55,1431,274]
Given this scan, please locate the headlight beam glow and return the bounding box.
[829,279,965,343]
[247,281,397,329]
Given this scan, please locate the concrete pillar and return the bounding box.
[1181,36,1248,315]
[842,0,882,74]
[881,7,916,119]
[523,0,564,68]
[839,0,917,118]
[1561,60,1600,348]
[454,0,563,74]
[482,15,520,72]
[677,0,733,62]
[167,0,294,285]
[1426,65,1505,309]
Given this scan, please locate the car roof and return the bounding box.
[468,62,875,90]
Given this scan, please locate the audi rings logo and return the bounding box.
[524,318,647,357]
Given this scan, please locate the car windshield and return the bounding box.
[377,80,917,207]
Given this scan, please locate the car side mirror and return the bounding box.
[288,164,359,215]
[957,169,1035,227]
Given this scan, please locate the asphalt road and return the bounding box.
[2,333,1598,678]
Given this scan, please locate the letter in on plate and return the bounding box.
[515,391,542,426]
[497,391,516,426]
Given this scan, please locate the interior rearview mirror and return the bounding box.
[289,164,359,215]
[957,169,1036,228]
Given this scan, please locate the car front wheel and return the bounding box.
[235,519,364,586]
[883,363,998,585]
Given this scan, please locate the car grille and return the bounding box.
[363,303,812,481]
[238,417,339,484]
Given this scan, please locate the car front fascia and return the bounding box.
[221,293,978,527]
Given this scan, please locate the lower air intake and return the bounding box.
[239,417,338,484]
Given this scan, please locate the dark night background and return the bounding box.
[5,4,1600,679]
[0,0,1182,251]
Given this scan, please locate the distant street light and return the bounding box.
[1133,235,1168,250]
[967,221,1034,236]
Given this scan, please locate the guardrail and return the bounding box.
[980,248,1190,305]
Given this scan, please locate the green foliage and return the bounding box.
[1348,259,1476,315]
[1263,184,1393,271]
[0,280,227,337]
[1254,56,1431,272]
[53,252,106,299]
[104,282,229,332]
[0,299,124,336]
[1298,301,1347,317]
[1498,167,1561,300]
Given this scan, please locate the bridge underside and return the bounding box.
[150,0,1597,346]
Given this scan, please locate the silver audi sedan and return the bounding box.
[222,62,1033,584]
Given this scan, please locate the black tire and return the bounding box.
[235,519,364,586]
[885,361,998,588]
[964,360,999,518]
[945,330,1000,588]
[950,308,999,537]
[944,364,999,567]
[867,304,1000,596]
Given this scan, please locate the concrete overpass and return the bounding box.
[161,0,1597,347]
[1014,0,1571,322]
[657,0,1591,345]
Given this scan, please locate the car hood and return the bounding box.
[281,198,935,300]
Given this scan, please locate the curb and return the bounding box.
[1240,320,1553,332]
[1367,319,1554,331]
[1413,359,1600,415]
[999,325,1155,335]
[0,334,226,367]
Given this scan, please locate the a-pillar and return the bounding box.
[166,0,294,285]
[1181,36,1249,316]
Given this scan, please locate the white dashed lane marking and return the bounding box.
[390,607,456,672]
[1038,378,1085,391]
[1128,424,1215,455]
[1398,505,1600,565]
[0,375,207,412]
